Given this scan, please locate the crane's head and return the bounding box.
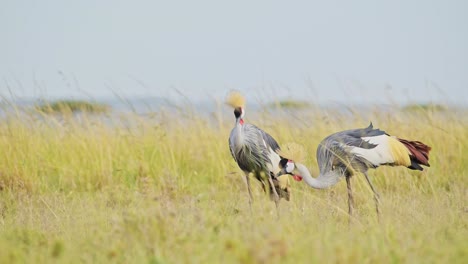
[226,90,246,121]
[277,142,306,181]
[278,158,302,181]
[233,107,245,119]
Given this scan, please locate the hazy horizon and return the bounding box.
[1,1,467,106]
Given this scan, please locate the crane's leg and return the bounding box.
[244,173,253,211]
[346,175,354,217]
[268,172,280,219]
[364,172,380,220]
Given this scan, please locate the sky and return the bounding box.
[1,0,467,105]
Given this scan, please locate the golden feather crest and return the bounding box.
[225,90,246,108]
[279,142,306,163]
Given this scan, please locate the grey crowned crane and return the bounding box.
[278,123,431,217]
[226,91,292,209]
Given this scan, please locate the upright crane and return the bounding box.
[227,91,291,210]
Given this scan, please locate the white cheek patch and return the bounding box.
[285,162,295,173]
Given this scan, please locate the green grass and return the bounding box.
[0,100,467,263]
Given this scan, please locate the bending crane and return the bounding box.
[278,123,431,217]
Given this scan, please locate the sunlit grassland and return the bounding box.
[0,100,466,263]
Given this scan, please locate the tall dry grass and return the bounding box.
[0,99,466,263]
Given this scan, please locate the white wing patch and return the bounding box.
[267,148,281,174]
[350,135,395,166]
[260,137,281,175]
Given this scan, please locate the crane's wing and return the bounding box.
[259,129,281,153]
[229,123,282,174]
[336,123,387,148]
[249,124,281,171]
[318,123,387,173]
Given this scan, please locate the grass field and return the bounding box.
[0,99,466,263]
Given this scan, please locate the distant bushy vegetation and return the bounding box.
[402,103,447,112]
[267,100,312,109]
[35,99,110,114]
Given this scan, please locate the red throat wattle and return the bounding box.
[292,175,302,181]
[239,119,244,125]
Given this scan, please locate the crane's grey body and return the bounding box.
[228,107,288,209]
[316,123,387,180]
[314,123,389,217]
[229,122,280,179]
[279,123,431,219]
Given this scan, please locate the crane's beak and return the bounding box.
[276,168,302,181]
[276,169,288,177]
[276,169,302,181]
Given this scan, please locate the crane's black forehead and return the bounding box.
[279,158,289,168]
[234,107,242,118]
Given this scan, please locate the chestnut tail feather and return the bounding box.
[398,138,431,170]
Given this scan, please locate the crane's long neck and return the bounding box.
[295,163,342,189]
[232,118,245,147]
[236,117,244,132]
